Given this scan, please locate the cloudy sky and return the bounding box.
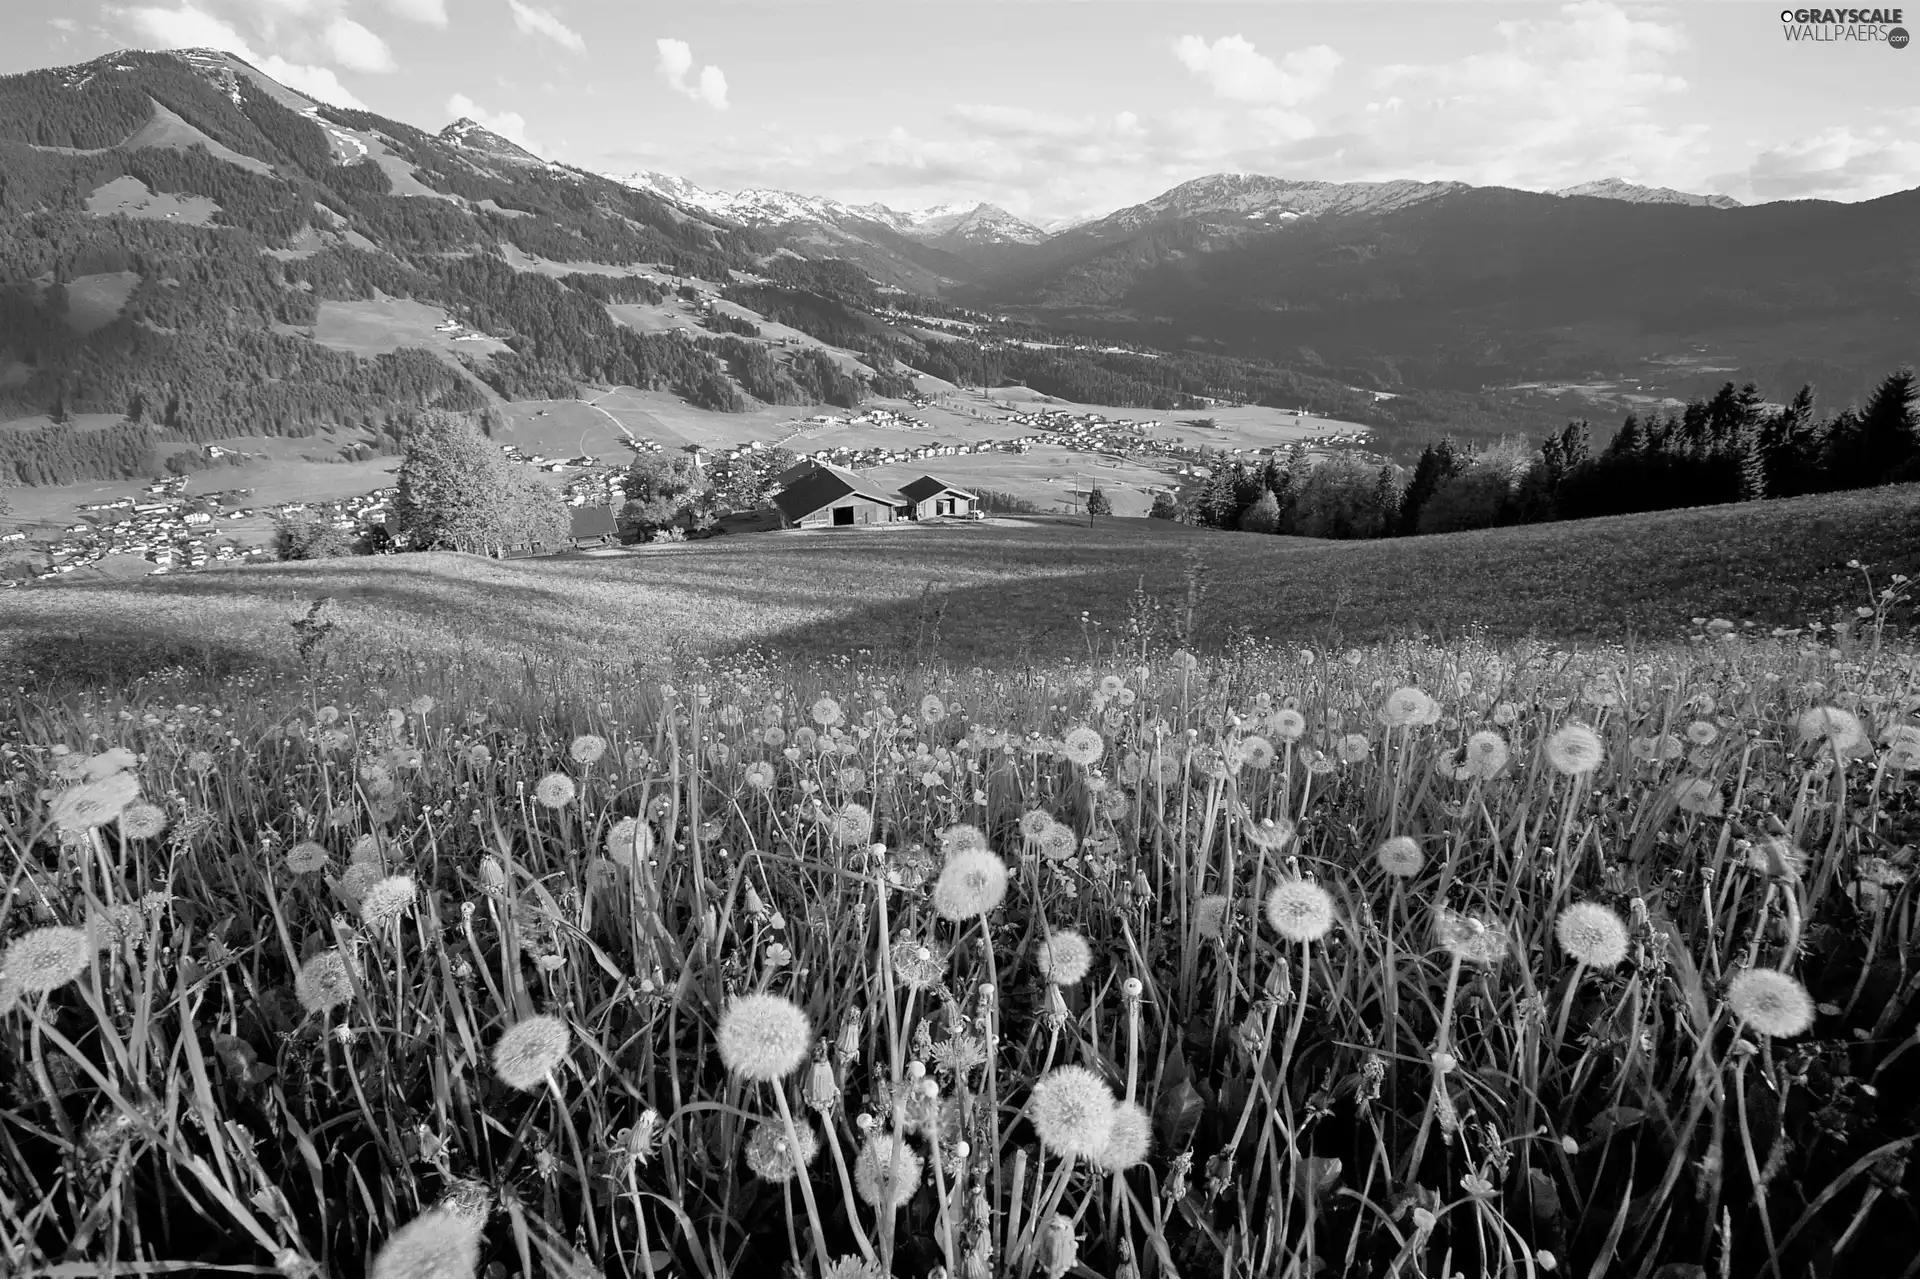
[12,1,1919,223]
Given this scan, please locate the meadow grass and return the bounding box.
[3,561,1919,1278]
[6,484,1919,686]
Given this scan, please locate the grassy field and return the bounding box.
[2,560,1915,1277]
[61,271,141,335]
[5,485,1917,683]
[84,175,219,225]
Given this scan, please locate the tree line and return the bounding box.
[1163,368,1920,540]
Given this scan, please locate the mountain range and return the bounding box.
[0,45,1915,491]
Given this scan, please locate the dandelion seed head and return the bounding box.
[1062,726,1104,766]
[492,1014,571,1090]
[1036,930,1093,987]
[1463,730,1510,779]
[1193,894,1231,939]
[1545,724,1605,776]
[717,994,812,1082]
[118,801,167,840]
[1089,1100,1152,1172]
[533,773,576,809]
[1,926,91,993]
[50,771,142,834]
[369,1207,481,1279]
[1375,836,1423,878]
[1027,1065,1117,1159]
[1554,902,1630,969]
[569,734,607,765]
[1264,880,1335,943]
[932,849,1009,921]
[744,1118,820,1182]
[853,1134,923,1210]
[359,875,418,929]
[1727,969,1815,1038]
[294,948,355,1014]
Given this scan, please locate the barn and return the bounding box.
[771,463,906,528]
[897,476,979,520]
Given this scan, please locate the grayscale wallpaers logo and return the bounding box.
[1780,7,1909,43]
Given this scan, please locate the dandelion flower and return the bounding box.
[1038,824,1078,862]
[533,773,576,809]
[1674,778,1724,816]
[938,823,988,855]
[1062,726,1104,766]
[932,849,1009,921]
[743,761,776,792]
[1193,895,1231,939]
[466,745,492,768]
[1018,809,1056,841]
[811,696,844,728]
[1238,735,1276,769]
[604,817,654,870]
[1727,969,1815,1038]
[83,747,140,781]
[919,694,946,724]
[118,801,167,840]
[1,926,91,993]
[1027,1065,1117,1159]
[492,1014,571,1090]
[1686,720,1719,746]
[1036,931,1093,987]
[745,1118,820,1182]
[825,802,874,848]
[369,1207,481,1279]
[1375,836,1423,878]
[717,993,811,1082]
[854,1134,923,1210]
[1089,1100,1152,1172]
[49,771,142,835]
[1462,731,1510,779]
[1265,881,1335,943]
[294,948,356,1014]
[1434,908,1511,966]
[1337,734,1372,764]
[1554,902,1629,969]
[1544,724,1605,776]
[1796,706,1865,752]
[1267,708,1307,741]
[569,735,607,765]
[890,938,948,991]
[360,875,418,928]
[1383,687,1435,729]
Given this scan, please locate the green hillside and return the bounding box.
[7,483,1916,684]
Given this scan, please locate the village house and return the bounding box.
[896,476,980,520]
[568,505,619,547]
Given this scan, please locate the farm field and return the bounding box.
[83,174,219,224]
[304,296,511,361]
[6,484,1917,681]
[4,503,1916,1278]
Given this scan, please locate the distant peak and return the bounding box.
[1553,177,1742,209]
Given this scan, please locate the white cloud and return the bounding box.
[382,0,448,25]
[49,17,79,33]
[259,56,367,108]
[1173,35,1342,106]
[448,92,539,154]
[114,4,370,108]
[323,17,395,73]
[119,3,256,55]
[1724,124,1920,203]
[508,0,584,53]
[656,38,728,109]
